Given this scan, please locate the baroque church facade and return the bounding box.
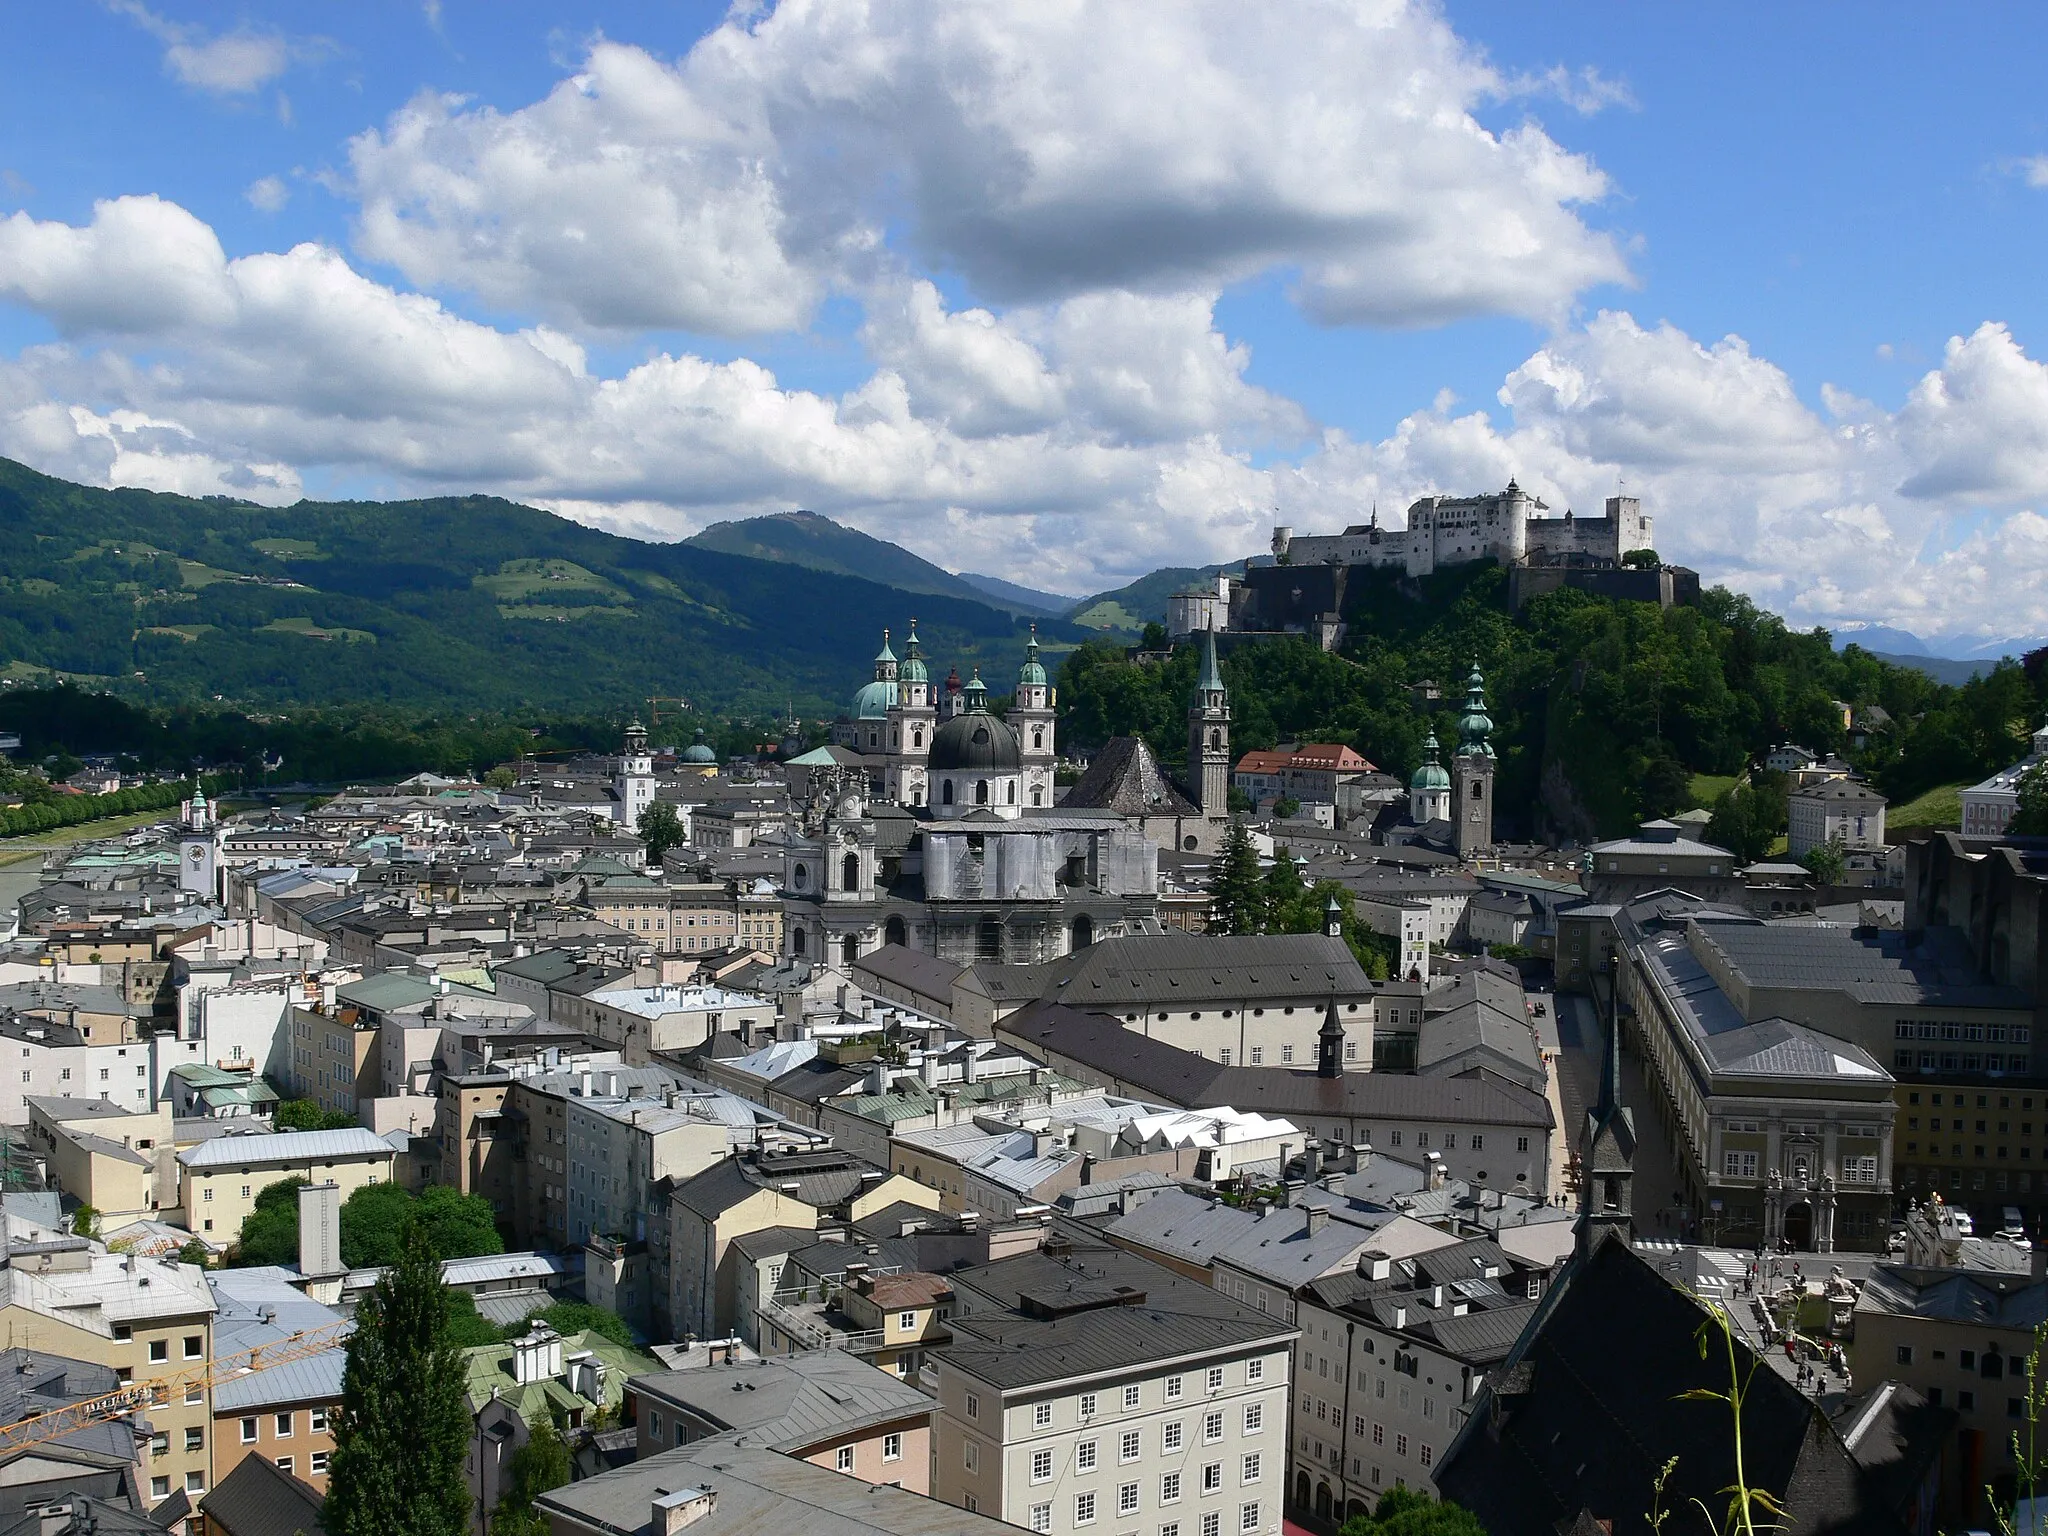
[786,625,1238,968]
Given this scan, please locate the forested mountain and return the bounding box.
[1057,562,2047,842]
[0,458,1070,717]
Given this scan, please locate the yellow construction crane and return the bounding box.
[646,696,690,726]
[0,1318,352,1455]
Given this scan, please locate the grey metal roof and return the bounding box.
[634,1351,930,1451]
[936,1237,1295,1390]
[975,932,1372,1005]
[539,1437,1016,1536]
[198,1450,327,1536]
[1694,920,2030,1010]
[179,1126,396,1168]
[1856,1264,2048,1329]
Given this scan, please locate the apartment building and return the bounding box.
[208,1266,346,1497]
[0,1248,216,1502]
[1290,1239,1548,1522]
[1849,1261,2044,1526]
[630,1350,933,1492]
[929,1237,1296,1536]
[177,1127,397,1240]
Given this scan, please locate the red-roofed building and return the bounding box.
[1233,744,1377,807]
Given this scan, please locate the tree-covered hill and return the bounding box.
[1058,561,2046,841]
[0,457,1074,717]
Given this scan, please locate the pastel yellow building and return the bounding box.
[177,1127,396,1241]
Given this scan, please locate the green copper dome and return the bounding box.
[853,679,896,719]
[961,667,989,710]
[1018,626,1048,688]
[1410,731,1450,791]
[874,628,898,666]
[681,730,716,765]
[900,619,929,684]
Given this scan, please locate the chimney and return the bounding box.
[1430,1284,1445,1308]
[1303,1204,1328,1236]
[1304,1139,1322,1180]
[578,1069,593,1097]
[1426,1152,1447,1191]
[298,1182,344,1281]
[1355,1142,1373,1170]
[962,1048,979,1085]
[919,1052,939,1090]
[653,1488,718,1535]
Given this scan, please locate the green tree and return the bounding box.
[1337,1487,1486,1536]
[229,1177,309,1267]
[326,1216,473,1536]
[1800,835,1847,885]
[483,765,518,789]
[177,1238,213,1269]
[2013,761,2048,837]
[1706,781,1786,865]
[1207,821,1265,936]
[273,1096,357,1132]
[489,1417,572,1536]
[341,1183,505,1270]
[444,1290,504,1348]
[69,1204,100,1240]
[636,800,686,864]
[1141,621,1169,650]
[507,1301,636,1348]
[1272,795,1301,819]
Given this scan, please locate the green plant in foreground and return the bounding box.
[1989,1318,2048,1536]
[1650,1298,1786,1536]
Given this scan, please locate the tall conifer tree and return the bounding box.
[1207,820,1264,934]
[327,1215,473,1536]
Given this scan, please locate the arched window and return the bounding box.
[792,928,807,956]
[976,779,989,805]
[1071,915,1093,951]
[842,935,858,966]
[884,915,907,946]
[912,728,923,748]
[792,862,808,891]
[1470,780,1484,800]
[842,853,860,891]
[942,781,954,806]
[1208,729,1221,747]
[1032,728,1043,749]
[1031,787,1044,807]
[1007,781,1017,805]
[977,914,1002,960]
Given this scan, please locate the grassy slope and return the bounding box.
[1888,780,1966,831]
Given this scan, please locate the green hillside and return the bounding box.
[1057,559,2047,842]
[684,509,1053,618]
[1068,562,1247,634]
[0,458,1069,718]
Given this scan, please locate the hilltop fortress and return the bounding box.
[1170,481,1688,647]
[1271,480,1653,577]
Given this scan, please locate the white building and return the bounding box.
[1166,574,1235,641]
[1272,485,1651,580]
[930,1239,1296,1536]
[1962,721,2048,838]
[1787,778,1887,857]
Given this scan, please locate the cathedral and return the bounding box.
[791,623,1165,968]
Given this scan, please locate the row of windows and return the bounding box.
[1032,1488,1262,1531]
[239,1409,327,1441]
[1897,1052,2032,1074]
[1900,1165,2041,1193]
[1903,1143,2037,1163]
[997,1364,1265,1424]
[1027,1409,1264,1476]
[1030,1506,1254,1536]
[1894,1020,2031,1044]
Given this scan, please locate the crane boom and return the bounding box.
[0,1319,352,1455]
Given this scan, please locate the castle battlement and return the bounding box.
[1270,482,1652,579]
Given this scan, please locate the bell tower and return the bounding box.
[1451,659,1495,858]
[887,619,935,809]
[1011,626,1057,811]
[1185,630,1231,822]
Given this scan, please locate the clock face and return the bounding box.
[188,847,204,862]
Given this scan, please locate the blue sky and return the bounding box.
[4,3,2048,653]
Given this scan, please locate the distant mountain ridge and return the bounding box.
[0,458,1073,717]
[685,510,1056,619]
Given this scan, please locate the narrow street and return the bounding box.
[1551,991,1696,1241]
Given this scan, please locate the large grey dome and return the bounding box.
[930,710,1022,772]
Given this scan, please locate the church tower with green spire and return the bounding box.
[886,618,936,809]
[1010,624,1057,810]
[1451,658,1496,858]
[1186,629,1232,829]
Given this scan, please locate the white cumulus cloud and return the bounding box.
[347,2,1630,334]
